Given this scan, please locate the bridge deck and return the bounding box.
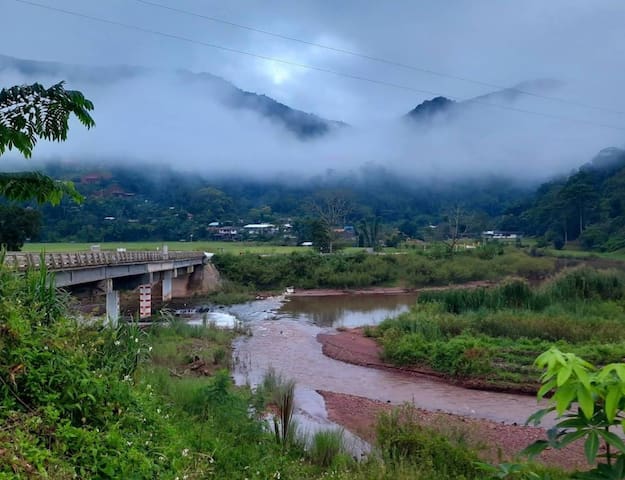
[4,251,206,271]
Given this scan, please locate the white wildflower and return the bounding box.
[181,448,189,457]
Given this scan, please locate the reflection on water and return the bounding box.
[186,311,240,328]
[279,294,418,327]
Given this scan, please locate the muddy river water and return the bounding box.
[189,293,550,443]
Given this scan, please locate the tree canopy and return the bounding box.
[0,81,94,205]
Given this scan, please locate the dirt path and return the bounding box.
[319,390,590,471]
[318,328,539,394]
[289,280,494,297]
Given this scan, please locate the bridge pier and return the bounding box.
[162,270,173,302]
[104,279,120,327]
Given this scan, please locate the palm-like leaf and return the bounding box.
[0,172,83,205]
[0,82,94,204]
[0,82,94,157]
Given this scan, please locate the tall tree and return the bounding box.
[0,82,94,204]
[0,205,40,250]
[310,193,351,253]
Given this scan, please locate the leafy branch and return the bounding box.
[0,82,94,158]
[0,81,94,205]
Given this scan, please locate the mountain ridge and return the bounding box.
[0,53,343,140]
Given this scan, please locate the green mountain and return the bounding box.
[27,162,531,243]
[501,147,625,251]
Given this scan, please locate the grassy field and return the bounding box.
[371,267,625,390]
[22,241,310,255]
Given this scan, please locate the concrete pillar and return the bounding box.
[105,279,120,326]
[162,270,173,302]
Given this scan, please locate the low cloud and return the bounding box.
[2,62,623,184]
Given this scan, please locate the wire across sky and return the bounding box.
[8,0,625,133]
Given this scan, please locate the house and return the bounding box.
[216,227,239,240]
[243,223,277,236]
[482,230,523,242]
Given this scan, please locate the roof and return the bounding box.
[243,223,275,229]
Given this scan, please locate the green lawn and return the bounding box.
[22,241,310,255]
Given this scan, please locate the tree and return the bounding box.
[0,82,94,204]
[0,205,40,250]
[443,205,469,254]
[359,217,380,249]
[310,193,351,253]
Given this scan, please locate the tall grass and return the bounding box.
[375,404,481,478]
[377,267,625,386]
[418,267,625,314]
[257,368,298,448]
[309,429,346,467]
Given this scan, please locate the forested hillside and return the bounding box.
[501,147,625,251]
[20,162,531,243]
[6,144,625,248]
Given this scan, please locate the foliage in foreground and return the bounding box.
[522,348,625,479]
[480,348,625,479]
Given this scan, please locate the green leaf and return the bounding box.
[558,417,591,429]
[537,379,557,400]
[559,429,587,447]
[597,429,625,454]
[605,385,622,423]
[520,439,549,459]
[573,363,592,391]
[558,364,573,386]
[577,384,595,419]
[526,407,555,426]
[584,431,599,464]
[554,383,577,415]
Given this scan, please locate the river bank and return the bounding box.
[318,391,588,471]
[318,328,540,394]
[287,280,494,297]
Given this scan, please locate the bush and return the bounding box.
[309,429,346,467]
[376,405,480,479]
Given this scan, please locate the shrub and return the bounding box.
[376,404,480,479]
[309,429,346,467]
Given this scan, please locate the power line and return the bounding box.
[134,0,625,116]
[9,0,625,133]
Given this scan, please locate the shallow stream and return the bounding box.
[186,293,550,447]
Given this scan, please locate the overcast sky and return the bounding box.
[1,0,625,180]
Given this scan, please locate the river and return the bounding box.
[186,293,549,446]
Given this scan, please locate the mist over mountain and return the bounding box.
[0,54,341,140]
[1,53,623,182]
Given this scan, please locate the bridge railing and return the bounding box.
[3,251,206,271]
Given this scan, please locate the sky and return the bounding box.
[1,0,625,181]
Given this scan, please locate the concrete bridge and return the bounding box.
[4,250,216,324]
